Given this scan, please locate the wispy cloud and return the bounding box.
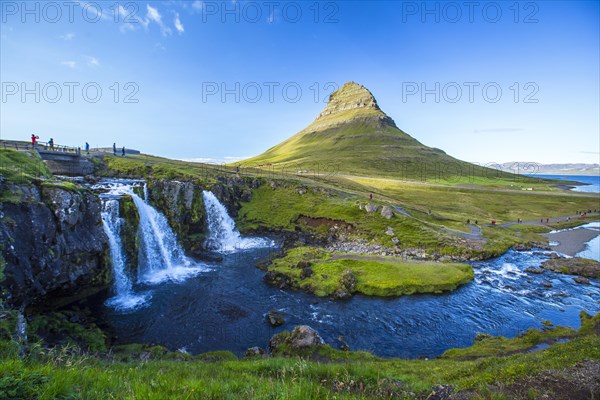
[181,156,248,164]
[473,128,523,134]
[191,1,204,11]
[84,55,100,67]
[59,32,76,41]
[174,13,184,34]
[61,61,77,69]
[146,5,172,36]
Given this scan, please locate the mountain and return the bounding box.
[241,82,506,180]
[497,162,600,176]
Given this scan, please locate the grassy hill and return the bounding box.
[241,82,520,182]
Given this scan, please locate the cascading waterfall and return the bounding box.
[202,190,273,253]
[143,183,149,203]
[101,197,148,311]
[96,180,205,311]
[131,193,204,284]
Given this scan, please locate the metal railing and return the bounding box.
[0,139,81,154]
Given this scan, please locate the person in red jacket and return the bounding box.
[31,134,39,148]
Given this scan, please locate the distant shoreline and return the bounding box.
[545,224,600,257]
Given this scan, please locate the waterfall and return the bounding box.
[143,183,149,203]
[131,193,204,284]
[101,198,149,311]
[202,190,273,253]
[96,179,205,311]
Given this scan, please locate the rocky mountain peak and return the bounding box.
[306,81,396,131]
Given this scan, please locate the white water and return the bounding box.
[97,180,205,311]
[101,198,149,311]
[143,183,149,203]
[202,190,274,253]
[132,192,205,284]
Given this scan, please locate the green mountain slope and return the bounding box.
[242,82,509,181]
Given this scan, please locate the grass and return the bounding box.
[442,311,599,360]
[0,316,598,399]
[0,149,52,185]
[266,247,474,297]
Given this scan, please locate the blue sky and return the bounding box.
[1,1,599,164]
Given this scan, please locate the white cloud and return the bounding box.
[174,13,184,34]
[191,1,204,11]
[61,61,77,69]
[84,55,100,67]
[145,4,172,36]
[181,156,248,164]
[59,33,76,41]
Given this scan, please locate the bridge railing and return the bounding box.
[36,141,81,154]
[0,140,81,154]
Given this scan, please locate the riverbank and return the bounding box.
[545,222,600,256]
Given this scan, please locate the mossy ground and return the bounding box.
[267,247,474,297]
[0,149,52,185]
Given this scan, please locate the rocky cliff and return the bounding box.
[0,182,109,305]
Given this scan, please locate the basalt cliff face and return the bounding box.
[0,182,109,305]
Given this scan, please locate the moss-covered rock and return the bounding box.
[542,257,600,278]
[119,195,140,275]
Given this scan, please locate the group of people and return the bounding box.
[30,134,127,157]
[113,143,126,157]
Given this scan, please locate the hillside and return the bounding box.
[242,82,513,181]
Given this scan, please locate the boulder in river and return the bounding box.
[266,310,285,327]
[542,257,600,278]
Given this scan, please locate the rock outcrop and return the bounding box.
[269,325,324,354]
[541,257,600,278]
[0,182,109,305]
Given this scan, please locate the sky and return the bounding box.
[1,0,599,165]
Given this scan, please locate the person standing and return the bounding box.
[113,143,117,156]
[31,134,39,149]
[121,146,125,157]
[85,142,90,155]
[49,138,54,150]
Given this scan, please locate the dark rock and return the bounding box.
[264,270,292,289]
[542,258,600,278]
[266,310,285,327]
[333,269,358,299]
[296,260,311,269]
[0,184,109,305]
[542,282,553,288]
[245,346,265,358]
[300,267,314,280]
[524,268,545,275]
[426,384,455,400]
[574,276,590,285]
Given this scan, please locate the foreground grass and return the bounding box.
[266,247,473,297]
[0,319,598,399]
